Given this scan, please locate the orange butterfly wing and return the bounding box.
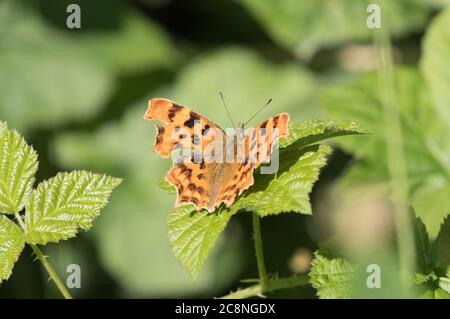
[214,113,290,209]
[144,98,224,158]
[144,98,289,212]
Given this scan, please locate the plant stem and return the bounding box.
[373,0,415,291]
[30,244,73,299]
[219,274,309,299]
[252,212,268,291]
[14,213,73,299]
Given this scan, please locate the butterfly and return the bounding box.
[143,98,289,212]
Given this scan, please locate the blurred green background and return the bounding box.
[1,0,449,298]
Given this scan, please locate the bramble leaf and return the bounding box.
[310,252,356,299]
[235,144,332,217]
[24,171,122,245]
[0,215,25,282]
[439,277,450,296]
[432,215,450,269]
[414,216,432,274]
[0,121,38,214]
[167,205,234,279]
[280,120,367,149]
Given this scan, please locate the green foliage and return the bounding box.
[51,47,322,295]
[0,3,112,132]
[414,216,450,298]
[167,206,234,279]
[4,0,449,299]
[414,216,432,274]
[166,120,365,278]
[0,215,25,281]
[322,67,450,237]
[0,121,121,285]
[309,252,355,299]
[421,6,450,126]
[320,7,450,239]
[25,171,122,245]
[310,215,450,299]
[236,145,331,217]
[0,1,177,132]
[432,216,450,269]
[0,122,38,214]
[240,0,434,58]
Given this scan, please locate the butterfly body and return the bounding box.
[144,98,289,212]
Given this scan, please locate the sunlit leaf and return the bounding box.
[235,144,332,217]
[167,205,234,279]
[310,251,356,299]
[432,215,450,269]
[414,216,432,274]
[0,122,38,214]
[0,215,25,282]
[24,171,122,245]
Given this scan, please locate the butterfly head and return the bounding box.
[235,122,245,140]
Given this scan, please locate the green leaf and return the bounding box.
[421,6,450,125]
[321,67,450,236]
[438,277,450,296]
[280,120,368,149]
[412,182,450,238]
[414,272,437,285]
[158,179,177,195]
[235,144,332,217]
[240,0,432,58]
[0,121,38,214]
[167,205,235,279]
[24,171,122,245]
[432,215,450,269]
[0,215,25,282]
[310,252,356,299]
[414,216,432,274]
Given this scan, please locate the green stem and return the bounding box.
[30,244,73,299]
[219,274,309,299]
[14,213,73,299]
[252,212,268,291]
[373,0,415,291]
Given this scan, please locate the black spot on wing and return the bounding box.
[184,111,201,128]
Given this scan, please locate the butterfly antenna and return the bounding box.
[243,97,273,127]
[219,91,237,129]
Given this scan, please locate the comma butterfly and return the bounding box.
[144,98,289,212]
